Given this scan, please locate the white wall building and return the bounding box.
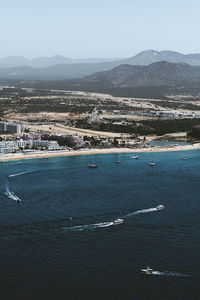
[0,122,22,134]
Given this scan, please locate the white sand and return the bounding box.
[0,143,199,162]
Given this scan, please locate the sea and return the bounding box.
[0,149,200,300]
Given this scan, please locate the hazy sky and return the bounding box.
[1,0,200,58]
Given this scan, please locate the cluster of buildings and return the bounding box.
[41,134,85,149]
[0,121,22,134]
[90,108,200,122]
[0,132,87,155]
[0,139,60,154]
[138,110,200,119]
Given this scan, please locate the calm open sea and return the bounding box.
[0,150,200,300]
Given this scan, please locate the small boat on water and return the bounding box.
[113,218,124,225]
[88,164,98,168]
[15,197,21,203]
[182,157,188,160]
[115,160,121,163]
[132,156,139,159]
[141,266,153,275]
[149,152,155,166]
[156,205,164,210]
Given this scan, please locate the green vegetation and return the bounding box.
[76,118,200,136]
[150,100,200,111]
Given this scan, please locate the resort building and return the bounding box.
[0,121,22,134]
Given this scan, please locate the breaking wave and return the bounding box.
[5,185,22,202]
[8,171,31,178]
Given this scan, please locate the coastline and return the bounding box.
[0,143,200,162]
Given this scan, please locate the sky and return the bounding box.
[1,0,200,58]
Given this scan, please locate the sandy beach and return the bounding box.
[0,143,200,162]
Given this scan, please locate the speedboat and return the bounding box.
[141,266,153,275]
[115,160,121,163]
[88,164,98,168]
[182,157,188,160]
[156,205,164,210]
[132,156,139,159]
[113,218,124,225]
[149,162,155,166]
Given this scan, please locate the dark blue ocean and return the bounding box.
[1,150,200,300]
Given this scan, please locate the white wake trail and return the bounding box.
[152,271,190,277]
[124,207,158,218]
[5,185,22,202]
[8,171,31,178]
[66,221,116,232]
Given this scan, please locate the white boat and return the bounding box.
[141,266,153,275]
[156,205,164,210]
[132,156,139,159]
[149,152,155,166]
[16,197,21,203]
[88,164,98,168]
[182,157,188,160]
[115,160,121,163]
[113,218,124,225]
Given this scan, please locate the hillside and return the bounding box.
[1,50,200,81]
[70,61,200,88]
[122,50,200,66]
[6,61,200,99]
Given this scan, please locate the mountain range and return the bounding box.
[0,55,119,69]
[76,61,200,88]
[1,50,200,81]
[9,61,199,99]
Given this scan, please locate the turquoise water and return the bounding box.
[149,140,190,146]
[0,150,200,299]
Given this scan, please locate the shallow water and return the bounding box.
[0,150,200,299]
[149,139,190,146]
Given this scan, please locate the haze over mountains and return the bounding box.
[8,61,199,100]
[1,50,200,81]
[0,55,120,68]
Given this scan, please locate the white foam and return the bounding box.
[152,271,189,277]
[8,171,31,178]
[66,221,116,231]
[124,207,158,218]
[5,185,22,202]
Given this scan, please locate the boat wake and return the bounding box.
[66,221,118,232]
[151,271,190,277]
[124,207,158,218]
[65,206,163,232]
[8,171,31,178]
[5,185,22,202]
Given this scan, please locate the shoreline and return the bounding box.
[0,143,200,162]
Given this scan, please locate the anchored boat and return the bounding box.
[115,160,121,163]
[88,164,98,168]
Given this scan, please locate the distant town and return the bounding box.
[0,85,200,157]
